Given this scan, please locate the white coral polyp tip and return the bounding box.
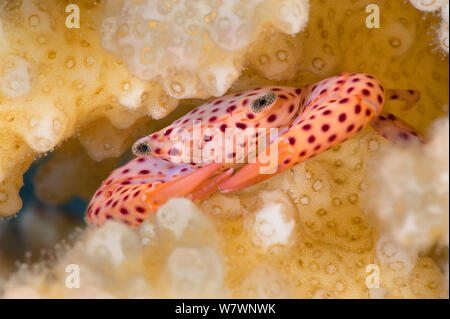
[138,221,157,246]
[439,21,449,53]
[242,266,290,298]
[1,56,32,98]
[84,221,140,267]
[252,202,295,248]
[376,236,416,273]
[276,0,310,34]
[409,0,446,11]
[442,1,449,24]
[156,198,200,239]
[202,63,240,97]
[118,80,147,109]
[21,107,65,153]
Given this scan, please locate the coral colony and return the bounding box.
[0,0,448,299]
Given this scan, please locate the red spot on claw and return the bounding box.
[288,137,296,145]
[362,89,370,96]
[227,105,236,112]
[236,123,247,130]
[267,114,277,122]
[136,206,146,213]
[377,95,383,103]
[338,113,347,122]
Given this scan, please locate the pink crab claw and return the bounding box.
[188,168,234,201]
[371,111,426,144]
[385,89,421,111]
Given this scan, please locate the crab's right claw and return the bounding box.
[220,92,380,193]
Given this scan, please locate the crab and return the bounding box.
[86,73,423,228]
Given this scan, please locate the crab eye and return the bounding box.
[132,140,151,156]
[250,92,276,113]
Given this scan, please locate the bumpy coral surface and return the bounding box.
[100,0,309,99]
[365,117,449,294]
[366,118,449,252]
[0,0,449,299]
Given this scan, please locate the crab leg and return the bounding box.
[369,87,424,143]
[371,112,425,144]
[385,89,421,110]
